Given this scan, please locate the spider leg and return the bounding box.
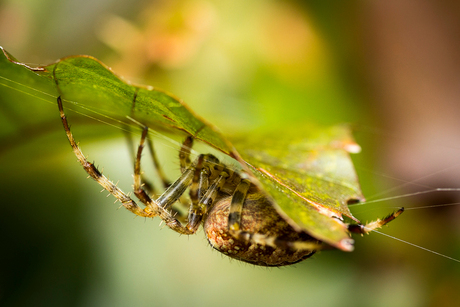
[133,126,150,204]
[143,168,197,234]
[179,136,193,172]
[186,154,208,230]
[227,177,251,231]
[125,125,170,195]
[189,155,208,206]
[146,135,171,189]
[188,166,229,232]
[123,126,152,194]
[174,137,201,211]
[149,157,234,234]
[135,130,226,234]
[129,126,189,222]
[226,180,326,252]
[348,207,404,235]
[230,225,326,252]
[130,126,199,234]
[57,96,153,218]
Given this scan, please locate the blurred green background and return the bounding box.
[1,0,460,306]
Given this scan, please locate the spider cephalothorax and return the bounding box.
[57,96,402,267]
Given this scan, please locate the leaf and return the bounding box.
[0,47,364,251]
[0,47,233,154]
[232,124,364,250]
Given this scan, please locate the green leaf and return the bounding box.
[232,124,364,250]
[0,47,364,251]
[0,47,232,154]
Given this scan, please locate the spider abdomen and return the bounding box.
[204,193,316,266]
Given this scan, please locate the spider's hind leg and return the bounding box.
[348,208,404,235]
[225,181,326,252]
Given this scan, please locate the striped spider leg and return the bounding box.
[348,208,404,235]
[57,96,154,219]
[124,123,171,196]
[58,96,190,233]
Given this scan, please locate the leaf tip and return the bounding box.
[338,238,355,252]
[344,142,361,154]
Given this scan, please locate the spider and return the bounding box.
[57,96,403,267]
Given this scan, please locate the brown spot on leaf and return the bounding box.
[162,114,175,122]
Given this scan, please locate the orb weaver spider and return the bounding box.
[57,96,403,267]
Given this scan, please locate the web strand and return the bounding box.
[372,230,460,263]
[355,188,460,206]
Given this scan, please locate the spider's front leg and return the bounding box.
[57,96,153,218]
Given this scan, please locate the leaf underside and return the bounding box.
[0,47,364,250]
[232,125,364,248]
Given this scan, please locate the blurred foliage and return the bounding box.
[1,0,460,307]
